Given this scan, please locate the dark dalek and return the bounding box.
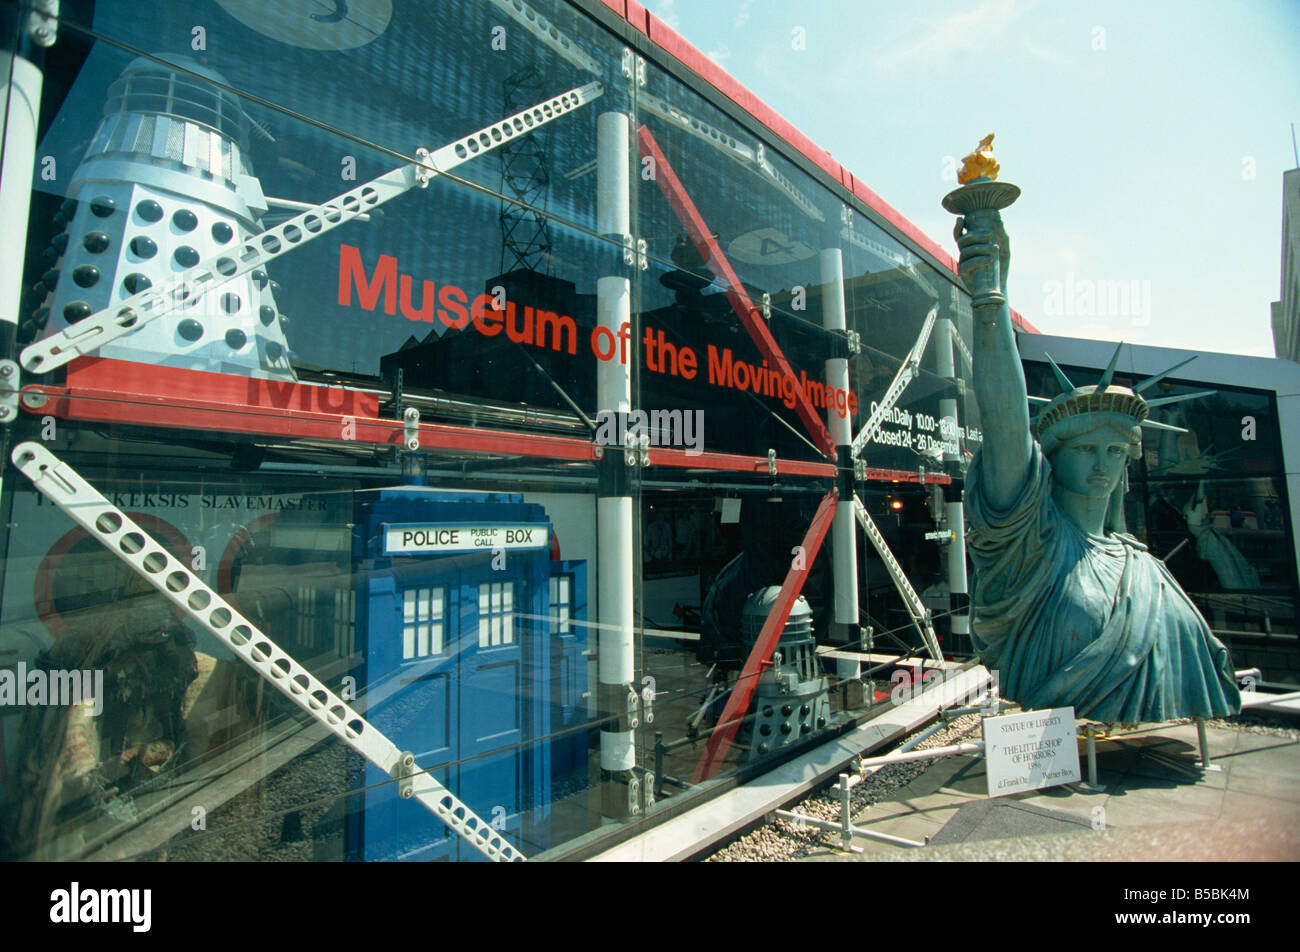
[36,55,295,380]
[739,588,830,760]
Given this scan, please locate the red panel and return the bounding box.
[67,356,380,418]
[637,126,837,459]
[624,0,648,33]
[865,468,951,485]
[1011,308,1039,333]
[647,446,834,479]
[31,359,598,462]
[598,0,622,15]
[692,489,838,782]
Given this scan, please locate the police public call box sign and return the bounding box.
[983,707,1081,797]
[383,523,550,555]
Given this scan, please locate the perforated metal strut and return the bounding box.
[21,81,604,375]
[850,306,937,458]
[853,494,942,661]
[11,442,525,862]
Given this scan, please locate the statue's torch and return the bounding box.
[942,134,1020,312]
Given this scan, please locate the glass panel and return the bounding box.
[1,0,1018,864]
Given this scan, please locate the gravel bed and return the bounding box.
[703,713,985,862]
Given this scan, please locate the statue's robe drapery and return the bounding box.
[966,443,1241,722]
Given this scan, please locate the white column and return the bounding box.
[0,52,44,335]
[821,248,860,682]
[596,111,636,820]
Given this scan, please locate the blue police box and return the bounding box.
[344,486,587,861]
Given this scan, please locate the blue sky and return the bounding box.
[639,0,1300,358]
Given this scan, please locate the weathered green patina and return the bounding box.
[945,152,1240,723]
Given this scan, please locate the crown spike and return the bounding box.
[1139,418,1190,433]
[1043,353,1075,393]
[1096,342,1124,393]
[1134,355,1198,394]
[1144,389,1217,408]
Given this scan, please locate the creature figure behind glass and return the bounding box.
[952,183,1239,723]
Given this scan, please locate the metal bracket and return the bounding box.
[413,147,434,187]
[841,203,853,227]
[626,688,641,730]
[402,406,420,451]
[760,292,771,321]
[845,329,861,355]
[853,457,865,482]
[636,56,647,88]
[622,233,636,267]
[767,449,777,477]
[627,774,641,815]
[636,238,648,272]
[0,361,20,424]
[392,751,415,800]
[623,430,650,467]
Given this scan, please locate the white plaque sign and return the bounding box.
[983,707,1080,797]
[383,523,549,555]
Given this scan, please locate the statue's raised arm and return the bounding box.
[943,136,1030,511]
[939,136,1242,725]
[955,210,1031,510]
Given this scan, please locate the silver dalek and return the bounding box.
[36,55,295,381]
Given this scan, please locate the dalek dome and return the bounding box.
[104,56,250,148]
[741,588,814,644]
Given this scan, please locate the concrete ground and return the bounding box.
[799,720,1300,862]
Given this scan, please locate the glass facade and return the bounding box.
[2,0,989,861]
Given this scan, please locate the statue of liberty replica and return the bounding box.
[945,136,1240,723]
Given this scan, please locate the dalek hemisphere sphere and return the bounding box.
[39,55,296,381]
[740,587,814,647]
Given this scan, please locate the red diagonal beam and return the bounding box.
[692,488,838,783]
[637,125,837,460]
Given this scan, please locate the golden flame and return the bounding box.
[957,134,999,185]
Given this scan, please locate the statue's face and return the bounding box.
[1052,434,1128,498]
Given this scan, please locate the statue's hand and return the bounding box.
[954,209,1009,296]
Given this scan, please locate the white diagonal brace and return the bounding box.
[850,306,937,458]
[21,81,604,374]
[485,0,602,74]
[853,493,942,661]
[10,442,525,862]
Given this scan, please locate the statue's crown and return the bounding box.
[1029,343,1215,444]
[1032,383,1148,441]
